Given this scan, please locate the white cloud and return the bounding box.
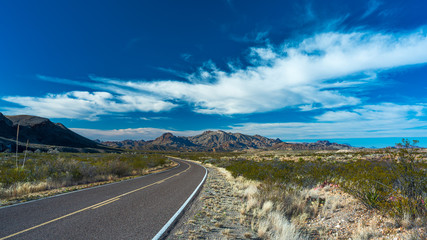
[108,29,427,115]
[315,111,361,121]
[3,28,427,119]
[2,91,176,121]
[230,103,427,139]
[71,127,204,141]
[139,116,170,121]
[316,103,425,122]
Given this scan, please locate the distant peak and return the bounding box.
[55,122,67,129]
[156,132,175,141]
[202,130,227,135]
[0,112,13,127]
[6,115,50,127]
[162,132,174,137]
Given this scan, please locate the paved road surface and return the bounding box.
[0,158,206,240]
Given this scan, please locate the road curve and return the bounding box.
[0,158,207,240]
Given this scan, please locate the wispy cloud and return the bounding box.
[2,91,175,121]
[230,103,427,139]
[361,0,382,19]
[3,28,427,119]
[316,103,424,122]
[180,53,192,61]
[140,116,170,121]
[230,31,270,43]
[155,67,190,79]
[120,29,427,114]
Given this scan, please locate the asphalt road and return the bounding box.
[0,158,207,240]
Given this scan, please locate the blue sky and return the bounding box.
[1,0,427,146]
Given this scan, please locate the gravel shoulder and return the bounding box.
[167,163,259,240]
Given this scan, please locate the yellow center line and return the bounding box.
[88,196,121,209]
[0,161,191,240]
[91,198,121,209]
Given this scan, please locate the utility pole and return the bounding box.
[23,139,29,168]
[15,124,20,168]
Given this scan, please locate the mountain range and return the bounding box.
[0,113,353,152]
[102,130,352,151]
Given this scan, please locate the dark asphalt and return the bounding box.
[0,158,206,240]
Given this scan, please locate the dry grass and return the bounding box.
[0,160,177,206]
[352,222,381,240]
[400,212,413,229]
[235,178,306,239]
[260,201,274,217]
[243,232,252,238]
[0,181,48,198]
[168,163,257,240]
[221,228,232,237]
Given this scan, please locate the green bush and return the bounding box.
[175,141,426,223]
[0,152,170,190]
[0,168,29,186]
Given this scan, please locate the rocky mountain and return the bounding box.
[0,113,15,138]
[149,132,196,149]
[271,140,352,151]
[101,131,353,151]
[188,130,281,150]
[104,133,197,151]
[101,130,282,151]
[0,113,113,152]
[102,139,146,150]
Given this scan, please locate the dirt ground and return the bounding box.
[167,164,259,240]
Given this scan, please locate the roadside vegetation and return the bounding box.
[174,139,426,239]
[0,152,170,201]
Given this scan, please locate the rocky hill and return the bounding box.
[0,113,15,138]
[103,130,282,151]
[271,140,352,151]
[102,139,146,150]
[0,113,113,153]
[188,130,281,150]
[102,130,352,151]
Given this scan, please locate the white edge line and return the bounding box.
[0,161,181,210]
[152,160,208,240]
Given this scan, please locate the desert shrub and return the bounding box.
[0,168,30,186]
[0,152,170,198]
[106,160,132,177]
[179,141,426,224]
[381,140,427,222]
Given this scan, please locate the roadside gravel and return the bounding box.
[168,163,259,240]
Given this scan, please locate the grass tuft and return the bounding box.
[0,152,170,200]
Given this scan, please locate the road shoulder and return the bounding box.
[167,163,259,240]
